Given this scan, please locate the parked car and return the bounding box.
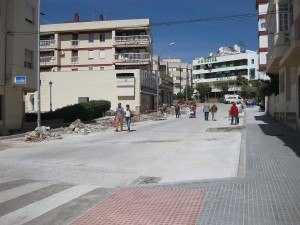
[177,99,193,105]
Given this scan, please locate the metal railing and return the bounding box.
[40,56,56,64]
[114,35,151,43]
[115,52,151,61]
[71,56,79,63]
[40,40,56,47]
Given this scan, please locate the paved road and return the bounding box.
[0,103,245,225]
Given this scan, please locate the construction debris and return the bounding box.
[24,107,188,142]
[25,126,62,142]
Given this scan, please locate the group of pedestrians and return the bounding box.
[174,101,239,125]
[202,102,218,121]
[114,103,133,132]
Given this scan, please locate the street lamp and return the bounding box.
[156,42,175,114]
[49,81,53,112]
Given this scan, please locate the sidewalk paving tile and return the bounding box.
[71,187,206,225]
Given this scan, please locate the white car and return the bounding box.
[224,94,243,104]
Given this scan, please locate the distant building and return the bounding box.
[192,45,260,93]
[266,0,300,131]
[0,0,38,133]
[256,0,269,80]
[162,58,192,96]
[152,55,173,105]
[26,14,156,114]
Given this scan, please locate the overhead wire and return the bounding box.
[6,9,292,35]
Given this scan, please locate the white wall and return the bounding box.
[28,69,143,114]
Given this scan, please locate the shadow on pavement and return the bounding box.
[255,115,300,157]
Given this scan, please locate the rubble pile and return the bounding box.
[25,126,62,142]
[65,119,91,135]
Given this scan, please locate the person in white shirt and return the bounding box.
[125,104,132,131]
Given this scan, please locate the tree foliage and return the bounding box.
[236,75,248,86]
[183,85,194,100]
[196,83,212,99]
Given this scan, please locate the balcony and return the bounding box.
[114,53,151,65]
[280,24,300,66]
[267,32,290,73]
[40,56,56,65]
[70,40,80,48]
[40,40,56,49]
[71,56,79,64]
[114,35,151,46]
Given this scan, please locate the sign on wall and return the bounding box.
[14,76,27,85]
[198,57,217,64]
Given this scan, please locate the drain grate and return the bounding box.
[206,126,243,132]
[133,176,162,185]
[133,139,182,144]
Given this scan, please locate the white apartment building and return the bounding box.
[266,0,300,132]
[0,0,38,133]
[26,14,156,114]
[256,0,270,80]
[162,58,192,96]
[193,45,260,93]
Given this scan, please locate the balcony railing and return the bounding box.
[71,56,79,64]
[114,35,151,44]
[115,53,151,61]
[70,40,80,47]
[40,40,56,47]
[40,56,56,64]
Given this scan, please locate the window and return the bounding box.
[279,72,285,93]
[24,49,34,69]
[0,95,2,120]
[99,50,106,59]
[88,50,94,59]
[89,33,94,43]
[89,67,93,71]
[78,97,89,103]
[100,33,105,42]
[279,4,290,32]
[25,6,35,24]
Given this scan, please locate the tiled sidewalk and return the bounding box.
[71,107,300,225]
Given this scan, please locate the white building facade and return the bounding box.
[192,45,260,92]
[257,0,269,80]
[26,14,157,114]
[0,0,38,133]
[266,0,300,132]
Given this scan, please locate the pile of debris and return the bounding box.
[65,119,92,135]
[25,126,62,142]
[65,119,111,135]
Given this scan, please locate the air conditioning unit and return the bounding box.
[59,51,65,56]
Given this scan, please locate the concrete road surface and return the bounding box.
[0,103,243,188]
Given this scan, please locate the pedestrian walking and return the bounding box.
[230,102,239,125]
[203,102,210,121]
[210,103,218,121]
[114,103,124,132]
[175,104,180,118]
[125,104,132,131]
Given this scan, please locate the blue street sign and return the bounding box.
[15,76,27,85]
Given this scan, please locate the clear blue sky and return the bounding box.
[41,0,258,63]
